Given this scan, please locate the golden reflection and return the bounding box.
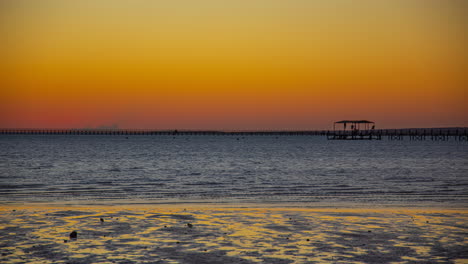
[0,205,466,263]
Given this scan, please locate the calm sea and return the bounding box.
[0,135,467,207]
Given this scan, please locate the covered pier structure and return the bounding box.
[328,120,381,140]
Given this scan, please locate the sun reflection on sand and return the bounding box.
[0,206,467,263]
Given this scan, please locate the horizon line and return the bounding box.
[1,126,467,132]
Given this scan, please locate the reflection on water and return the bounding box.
[0,206,467,263]
[0,135,467,206]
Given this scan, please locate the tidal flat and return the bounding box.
[0,205,467,264]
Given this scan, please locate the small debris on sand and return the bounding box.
[69,231,77,239]
[187,223,193,228]
[100,218,104,223]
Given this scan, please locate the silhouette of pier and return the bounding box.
[326,120,467,141]
[328,120,381,140]
[326,128,468,141]
[0,128,467,141]
[0,129,327,136]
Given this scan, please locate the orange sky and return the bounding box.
[1,0,467,130]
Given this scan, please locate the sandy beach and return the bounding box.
[0,205,467,264]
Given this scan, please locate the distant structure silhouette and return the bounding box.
[0,126,466,141]
[329,120,380,140]
[334,120,374,132]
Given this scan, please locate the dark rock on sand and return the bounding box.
[187,223,193,228]
[69,231,77,239]
[100,218,104,223]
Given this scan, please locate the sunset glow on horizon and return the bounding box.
[1,0,467,130]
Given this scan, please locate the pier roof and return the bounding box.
[335,120,374,124]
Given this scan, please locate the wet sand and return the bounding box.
[1,205,467,263]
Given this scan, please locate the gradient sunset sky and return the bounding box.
[1,0,467,130]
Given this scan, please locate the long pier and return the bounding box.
[0,129,327,136]
[327,128,468,141]
[0,128,467,141]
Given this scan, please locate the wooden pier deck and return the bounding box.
[326,129,468,141]
[0,128,467,141]
[0,129,327,136]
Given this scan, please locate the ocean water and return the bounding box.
[0,135,467,207]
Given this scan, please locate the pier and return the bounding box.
[0,127,467,141]
[325,120,468,141]
[327,120,381,140]
[326,128,468,141]
[0,129,327,136]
